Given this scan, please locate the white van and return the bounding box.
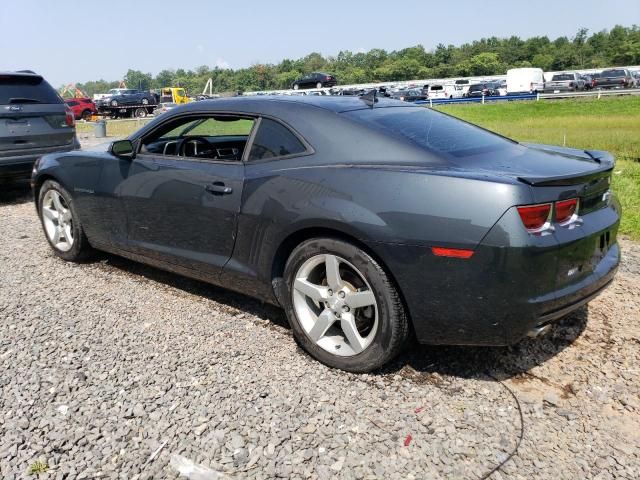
[427,84,462,99]
[506,68,545,94]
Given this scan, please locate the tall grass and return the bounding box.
[437,97,640,239]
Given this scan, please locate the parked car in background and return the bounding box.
[466,82,501,97]
[31,96,621,372]
[596,69,635,89]
[426,84,461,99]
[390,89,428,102]
[581,75,596,90]
[154,102,177,116]
[0,71,79,181]
[543,72,586,93]
[506,68,545,94]
[292,73,338,90]
[454,79,471,96]
[64,97,97,120]
[630,70,640,87]
[96,89,157,108]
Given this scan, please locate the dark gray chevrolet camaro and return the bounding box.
[31,96,620,372]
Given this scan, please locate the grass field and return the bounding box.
[437,96,640,239]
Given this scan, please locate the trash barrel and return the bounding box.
[94,120,106,138]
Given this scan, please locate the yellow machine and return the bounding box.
[160,87,190,104]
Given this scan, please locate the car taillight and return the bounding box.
[326,76,331,81]
[555,198,579,224]
[64,107,75,127]
[517,203,552,232]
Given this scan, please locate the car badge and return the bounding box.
[9,105,22,112]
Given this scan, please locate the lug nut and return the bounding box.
[342,305,350,313]
[328,289,333,296]
[338,291,345,299]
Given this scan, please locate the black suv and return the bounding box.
[1,71,79,181]
[291,73,338,90]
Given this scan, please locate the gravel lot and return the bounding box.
[1,183,638,480]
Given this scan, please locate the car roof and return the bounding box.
[175,95,415,115]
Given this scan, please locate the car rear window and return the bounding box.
[468,84,485,92]
[0,74,62,105]
[345,107,513,157]
[552,74,574,81]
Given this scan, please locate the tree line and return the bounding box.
[72,25,640,97]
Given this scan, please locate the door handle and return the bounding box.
[205,183,233,195]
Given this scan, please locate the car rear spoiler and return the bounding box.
[518,144,615,186]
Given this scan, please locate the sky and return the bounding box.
[1,0,638,87]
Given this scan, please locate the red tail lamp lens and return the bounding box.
[432,247,474,259]
[556,198,578,223]
[517,203,552,232]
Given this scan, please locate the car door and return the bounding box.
[118,113,254,276]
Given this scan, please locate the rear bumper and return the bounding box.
[0,140,79,180]
[371,202,621,346]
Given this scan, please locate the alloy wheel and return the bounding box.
[41,190,74,252]
[292,254,378,356]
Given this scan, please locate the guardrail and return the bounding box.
[413,88,640,106]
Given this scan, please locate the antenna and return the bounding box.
[359,89,378,108]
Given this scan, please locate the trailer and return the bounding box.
[96,104,157,119]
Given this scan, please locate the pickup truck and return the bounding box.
[543,73,585,93]
[595,69,635,89]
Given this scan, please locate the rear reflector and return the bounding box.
[555,198,578,224]
[432,247,474,259]
[517,203,552,232]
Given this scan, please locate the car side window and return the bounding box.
[248,119,307,161]
[139,114,255,161]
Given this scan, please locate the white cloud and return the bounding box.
[215,58,230,69]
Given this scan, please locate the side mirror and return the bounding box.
[110,139,136,160]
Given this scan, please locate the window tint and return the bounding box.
[345,107,512,157]
[248,118,307,160]
[0,75,62,104]
[552,74,574,81]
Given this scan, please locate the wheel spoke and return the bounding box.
[51,192,65,213]
[64,224,74,243]
[294,278,328,301]
[345,290,376,309]
[308,309,336,342]
[324,254,342,290]
[42,207,58,221]
[52,228,61,244]
[340,313,366,354]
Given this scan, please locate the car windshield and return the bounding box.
[552,74,574,81]
[469,84,485,92]
[0,75,61,104]
[602,69,626,77]
[345,107,513,157]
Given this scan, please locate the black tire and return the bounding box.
[38,180,94,262]
[293,84,299,90]
[81,109,92,121]
[316,82,323,89]
[134,107,146,118]
[283,238,409,373]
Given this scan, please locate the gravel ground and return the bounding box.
[0,184,638,480]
